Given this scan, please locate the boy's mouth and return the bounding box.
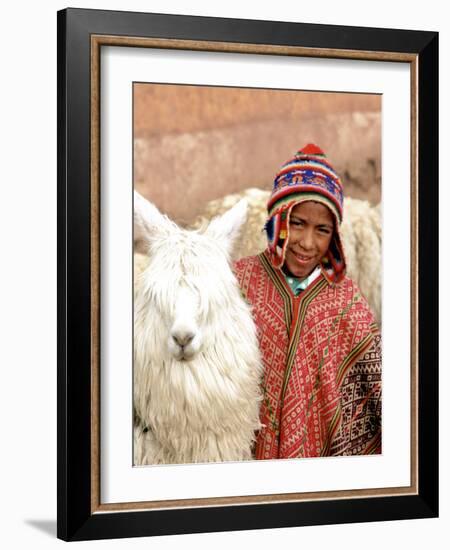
[291,250,314,264]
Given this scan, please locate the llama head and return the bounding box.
[134,191,248,362]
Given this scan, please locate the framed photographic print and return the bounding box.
[57,7,438,541]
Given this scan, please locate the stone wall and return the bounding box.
[134,83,381,225]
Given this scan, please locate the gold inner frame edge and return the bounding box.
[90,34,419,514]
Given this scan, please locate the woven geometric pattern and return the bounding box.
[330,333,382,455]
[234,252,382,460]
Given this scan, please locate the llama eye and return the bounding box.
[195,293,208,320]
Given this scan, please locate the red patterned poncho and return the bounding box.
[234,251,382,459]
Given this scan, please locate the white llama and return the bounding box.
[133,191,263,465]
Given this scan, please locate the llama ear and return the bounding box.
[134,190,172,242]
[206,198,248,253]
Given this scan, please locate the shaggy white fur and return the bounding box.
[191,188,381,324]
[339,197,382,324]
[133,191,263,465]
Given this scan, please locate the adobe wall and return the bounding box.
[134,84,381,224]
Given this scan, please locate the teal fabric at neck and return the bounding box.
[282,265,321,296]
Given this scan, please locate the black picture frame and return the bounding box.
[57,7,438,542]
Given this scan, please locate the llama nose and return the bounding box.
[172,331,195,347]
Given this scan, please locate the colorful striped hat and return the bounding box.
[265,144,346,284]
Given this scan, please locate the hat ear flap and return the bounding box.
[265,216,276,247]
[320,230,347,284]
[265,210,288,269]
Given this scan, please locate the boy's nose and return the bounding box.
[299,230,314,250]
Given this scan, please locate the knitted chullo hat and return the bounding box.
[265,143,346,284]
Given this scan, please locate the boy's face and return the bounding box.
[284,201,334,279]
